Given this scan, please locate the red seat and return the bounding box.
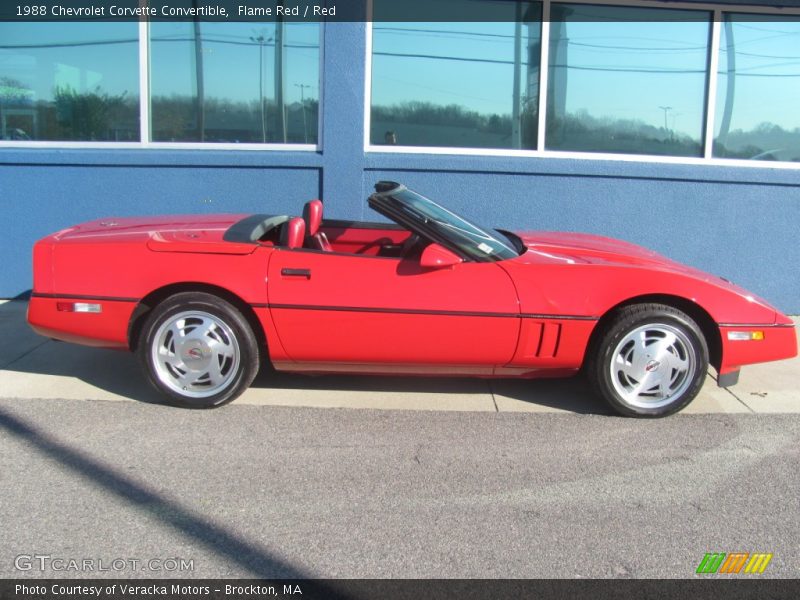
[280,217,306,249]
[303,199,332,251]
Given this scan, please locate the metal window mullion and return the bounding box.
[318,20,325,151]
[703,11,722,160]
[363,20,373,151]
[536,0,551,153]
[138,18,151,144]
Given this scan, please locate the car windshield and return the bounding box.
[385,187,519,261]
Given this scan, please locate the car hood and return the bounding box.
[511,230,786,321]
[515,231,697,272]
[49,214,258,254]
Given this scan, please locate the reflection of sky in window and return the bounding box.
[371,20,538,118]
[549,5,710,139]
[716,17,800,133]
[0,23,139,101]
[150,22,319,106]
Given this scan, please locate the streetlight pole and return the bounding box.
[658,105,672,138]
[250,32,269,143]
[511,1,523,149]
[193,15,205,142]
[274,18,286,143]
[294,83,312,143]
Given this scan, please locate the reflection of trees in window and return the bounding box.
[371,101,537,149]
[546,110,701,156]
[0,79,138,141]
[546,4,709,157]
[148,22,320,145]
[0,23,140,141]
[713,16,800,162]
[151,95,318,144]
[370,3,541,150]
[53,87,136,141]
[0,77,32,139]
[714,123,800,162]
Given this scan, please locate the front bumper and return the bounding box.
[718,322,797,385]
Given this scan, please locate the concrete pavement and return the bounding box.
[3,398,800,578]
[1,299,797,414]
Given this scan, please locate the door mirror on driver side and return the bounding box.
[419,243,462,269]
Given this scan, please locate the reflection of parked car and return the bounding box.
[750,148,800,162]
[5,127,31,140]
[28,182,797,417]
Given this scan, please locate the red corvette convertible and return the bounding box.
[28,182,796,417]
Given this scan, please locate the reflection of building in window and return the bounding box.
[1,1,797,163]
[0,78,35,139]
[0,22,140,141]
[368,0,798,164]
[370,2,543,150]
[714,15,800,163]
[545,3,709,157]
[150,22,320,144]
[0,21,319,144]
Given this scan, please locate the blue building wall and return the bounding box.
[2,21,799,311]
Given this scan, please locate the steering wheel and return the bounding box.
[399,233,423,259]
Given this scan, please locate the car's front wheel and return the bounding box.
[587,303,708,417]
[138,292,260,408]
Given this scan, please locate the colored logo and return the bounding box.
[645,359,661,372]
[696,552,772,574]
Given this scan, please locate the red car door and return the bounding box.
[266,248,520,373]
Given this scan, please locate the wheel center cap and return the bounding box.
[182,342,210,368]
[645,359,661,373]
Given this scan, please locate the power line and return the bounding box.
[0,37,318,50]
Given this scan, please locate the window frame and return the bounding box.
[0,19,323,151]
[364,0,800,170]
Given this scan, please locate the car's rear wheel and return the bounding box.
[138,292,259,408]
[587,303,708,417]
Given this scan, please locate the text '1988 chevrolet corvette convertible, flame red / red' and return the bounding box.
[28,182,796,417]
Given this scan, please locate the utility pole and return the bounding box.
[511,1,523,149]
[274,18,286,143]
[192,2,204,141]
[250,31,269,143]
[659,105,672,137]
[294,83,313,143]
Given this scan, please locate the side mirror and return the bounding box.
[420,243,462,269]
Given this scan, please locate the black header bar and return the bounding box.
[1,1,799,23]
[2,579,800,600]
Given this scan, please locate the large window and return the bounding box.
[0,23,139,141]
[150,22,320,144]
[546,4,710,157]
[713,15,800,162]
[370,1,542,149]
[0,21,319,146]
[369,0,800,165]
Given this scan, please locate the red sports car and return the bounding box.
[28,182,796,417]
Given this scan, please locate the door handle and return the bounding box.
[281,268,311,279]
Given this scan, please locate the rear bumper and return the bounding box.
[718,322,797,378]
[27,294,137,349]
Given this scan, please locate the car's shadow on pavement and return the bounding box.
[1,300,610,415]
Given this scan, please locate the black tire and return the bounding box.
[587,303,708,418]
[138,292,260,408]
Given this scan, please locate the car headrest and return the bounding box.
[303,199,323,236]
[281,217,306,249]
